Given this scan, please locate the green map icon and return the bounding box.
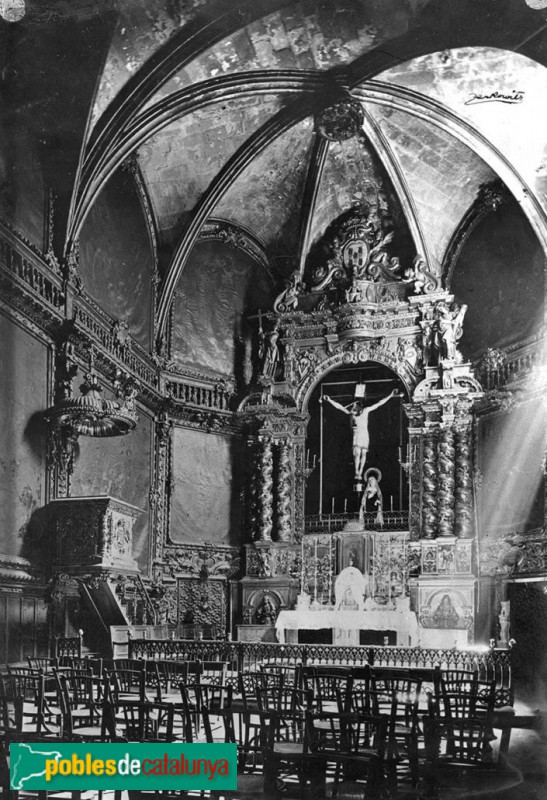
[11,743,63,790]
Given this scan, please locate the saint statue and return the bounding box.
[256,596,277,625]
[260,320,280,379]
[321,389,400,480]
[432,594,459,628]
[431,301,468,363]
[359,470,384,525]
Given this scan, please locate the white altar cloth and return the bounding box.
[275,604,419,645]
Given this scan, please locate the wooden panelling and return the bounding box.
[0,588,49,664]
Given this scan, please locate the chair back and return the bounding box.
[439,669,478,694]
[155,659,189,692]
[370,669,422,720]
[238,671,262,711]
[63,657,103,676]
[109,658,146,672]
[199,660,227,687]
[440,674,495,721]
[260,663,300,689]
[27,657,53,671]
[6,667,47,735]
[117,700,175,742]
[424,715,492,763]
[257,686,311,715]
[106,668,146,703]
[301,665,353,712]
[55,632,83,661]
[56,669,104,709]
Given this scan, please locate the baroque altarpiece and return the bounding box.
[233,205,484,649]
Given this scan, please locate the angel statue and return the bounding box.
[273,269,304,313]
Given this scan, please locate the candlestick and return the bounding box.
[328,537,333,603]
[331,497,335,514]
[301,536,305,593]
[344,498,347,513]
[314,538,318,600]
[388,536,392,603]
[372,536,376,603]
[390,495,393,511]
[403,534,407,591]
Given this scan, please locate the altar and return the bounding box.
[275,598,419,645]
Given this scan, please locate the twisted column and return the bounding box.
[276,440,292,542]
[438,426,456,537]
[422,430,438,539]
[293,442,306,542]
[247,442,259,542]
[455,424,474,538]
[258,438,273,541]
[409,433,422,541]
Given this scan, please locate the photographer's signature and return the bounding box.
[465,89,524,106]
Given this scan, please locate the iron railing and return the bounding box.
[127,638,512,706]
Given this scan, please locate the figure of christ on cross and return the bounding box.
[320,389,401,481]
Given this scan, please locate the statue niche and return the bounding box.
[334,566,369,612]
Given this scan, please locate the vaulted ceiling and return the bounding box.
[2,0,547,352]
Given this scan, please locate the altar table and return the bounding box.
[275,604,419,645]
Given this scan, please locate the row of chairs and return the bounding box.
[1,659,229,740]
[235,663,509,792]
[2,658,520,800]
[200,681,522,800]
[242,663,497,719]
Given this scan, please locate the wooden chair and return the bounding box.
[6,666,52,736]
[422,715,523,799]
[154,659,189,700]
[116,699,175,742]
[301,665,353,713]
[198,693,272,799]
[260,688,313,798]
[345,665,375,715]
[306,710,388,800]
[143,665,194,741]
[369,668,423,792]
[106,667,147,703]
[0,678,23,737]
[56,673,116,740]
[194,682,233,741]
[236,672,263,772]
